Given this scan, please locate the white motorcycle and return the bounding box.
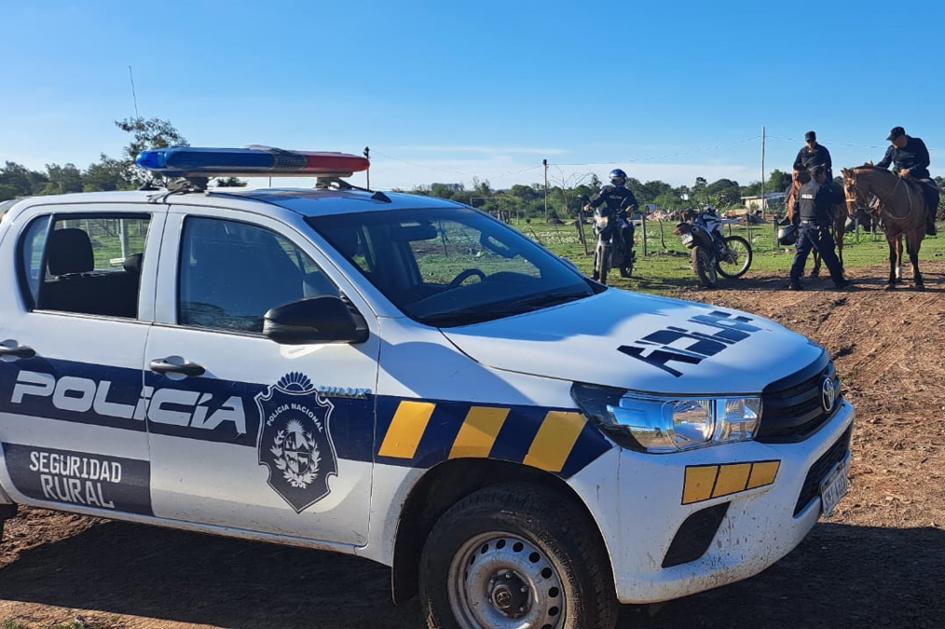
[675,206,752,287]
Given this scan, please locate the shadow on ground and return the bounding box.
[629,267,945,294]
[0,520,941,628]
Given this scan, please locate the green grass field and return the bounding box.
[511,218,945,293]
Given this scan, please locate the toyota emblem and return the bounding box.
[821,377,836,413]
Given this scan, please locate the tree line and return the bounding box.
[5,118,942,218]
[405,170,800,220]
[0,118,243,201]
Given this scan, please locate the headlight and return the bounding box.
[571,383,761,453]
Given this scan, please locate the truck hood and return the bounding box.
[441,289,823,395]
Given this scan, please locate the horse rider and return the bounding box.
[876,126,939,235]
[794,130,833,182]
[586,168,638,277]
[789,166,852,291]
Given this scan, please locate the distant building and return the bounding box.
[740,192,786,212]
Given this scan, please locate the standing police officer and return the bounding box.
[876,126,939,235]
[587,168,639,277]
[794,131,833,181]
[789,166,851,290]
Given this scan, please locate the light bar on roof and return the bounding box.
[135,146,370,178]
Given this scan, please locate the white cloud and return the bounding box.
[244,157,761,192]
[387,145,569,156]
[366,157,759,190]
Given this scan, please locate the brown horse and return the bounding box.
[786,169,847,276]
[842,165,928,289]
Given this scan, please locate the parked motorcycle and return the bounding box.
[675,206,752,287]
[580,196,635,285]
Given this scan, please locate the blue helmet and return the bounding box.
[609,168,628,186]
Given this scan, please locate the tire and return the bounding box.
[692,246,717,287]
[619,251,634,279]
[716,235,752,279]
[593,244,610,286]
[419,483,618,629]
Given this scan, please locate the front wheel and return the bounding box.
[692,246,718,287]
[592,244,611,285]
[716,235,752,279]
[419,484,618,629]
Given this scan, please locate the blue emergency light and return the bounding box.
[135,146,370,178]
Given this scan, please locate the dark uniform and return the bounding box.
[876,134,939,233]
[877,135,931,179]
[789,179,847,288]
[793,143,833,180]
[589,184,638,260]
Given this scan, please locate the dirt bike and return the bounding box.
[675,206,752,287]
[581,198,634,285]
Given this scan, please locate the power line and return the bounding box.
[548,135,763,167]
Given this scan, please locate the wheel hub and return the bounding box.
[488,571,529,617]
[448,533,565,629]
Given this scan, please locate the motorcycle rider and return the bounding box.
[585,169,638,277]
[788,166,851,291]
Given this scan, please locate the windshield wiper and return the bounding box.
[505,289,589,312]
[423,289,591,328]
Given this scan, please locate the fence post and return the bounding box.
[772,217,778,253]
[658,220,666,252]
[641,215,648,257]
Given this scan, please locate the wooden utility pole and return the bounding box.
[364,146,371,189]
[542,159,549,220]
[760,126,766,219]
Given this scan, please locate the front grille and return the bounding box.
[662,502,730,568]
[793,426,852,516]
[756,353,840,443]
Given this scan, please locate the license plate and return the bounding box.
[819,454,851,517]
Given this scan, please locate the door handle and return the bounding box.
[0,344,36,360]
[149,358,206,377]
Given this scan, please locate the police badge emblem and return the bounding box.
[256,372,338,513]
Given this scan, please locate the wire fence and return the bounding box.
[490,211,886,259]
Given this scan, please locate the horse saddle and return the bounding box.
[911,178,941,210]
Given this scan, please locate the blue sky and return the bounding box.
[3,0,944,189]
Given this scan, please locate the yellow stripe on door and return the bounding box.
[449,406,510,459]
[378,401,437,459]
[523,411,586,473]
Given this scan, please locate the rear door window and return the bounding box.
[22,214,151,318]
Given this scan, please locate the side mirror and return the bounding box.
[263,296,368,345]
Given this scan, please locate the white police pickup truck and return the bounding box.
[0,147,853,629]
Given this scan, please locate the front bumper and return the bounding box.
[570,400,854,604]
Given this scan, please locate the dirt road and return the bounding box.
[1,263,944,629]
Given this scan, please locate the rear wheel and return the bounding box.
[692,246,717,287]
[419,484,617,629]
[619,250,634,279]
[716,235,752,279]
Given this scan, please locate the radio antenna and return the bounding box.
[128,65,140,119]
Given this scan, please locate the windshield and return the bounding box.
[307,207,598,327]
